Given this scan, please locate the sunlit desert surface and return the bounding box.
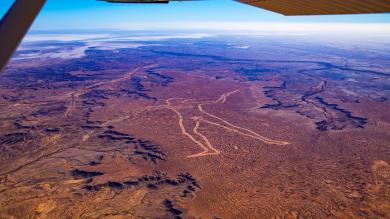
[0,32,389,218]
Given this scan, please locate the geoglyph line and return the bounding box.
[65,64,288,158]
[165,99,211,154]
[188,120,220,158]
[199,90,289,145]
[165,90,289,158]
[198,99,289,145]
[78,89,288,158]
[200,119,288,145]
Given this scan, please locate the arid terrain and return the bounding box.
[0,32,389,218]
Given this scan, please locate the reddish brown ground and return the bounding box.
[0,36,389,218]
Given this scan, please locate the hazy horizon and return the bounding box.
[1,0,390,32]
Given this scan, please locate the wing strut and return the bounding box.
[0,0,46,73]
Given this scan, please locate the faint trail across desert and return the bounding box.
[64,64,157,117]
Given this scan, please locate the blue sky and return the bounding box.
[1,0,390,30]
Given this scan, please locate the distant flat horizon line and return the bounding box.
[28,22,390,33]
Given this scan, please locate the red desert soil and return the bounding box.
[0,42,389,218]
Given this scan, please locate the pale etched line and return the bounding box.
[187,120,220,158]
[198,90,289,146]
[216,90,239,104]
[199,105,289,145]
[166,99,210,156]
[166,91,241,158]
[166,90,289,158]
[92,88,288,159]
[201,119,285,145]
[193,120,220,155]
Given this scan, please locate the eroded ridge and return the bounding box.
[165,90,289,158]
[65,64,157,117]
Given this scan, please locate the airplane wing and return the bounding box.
[0,0,46,73]
[1,0,390,73]
[236,0,390,15]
